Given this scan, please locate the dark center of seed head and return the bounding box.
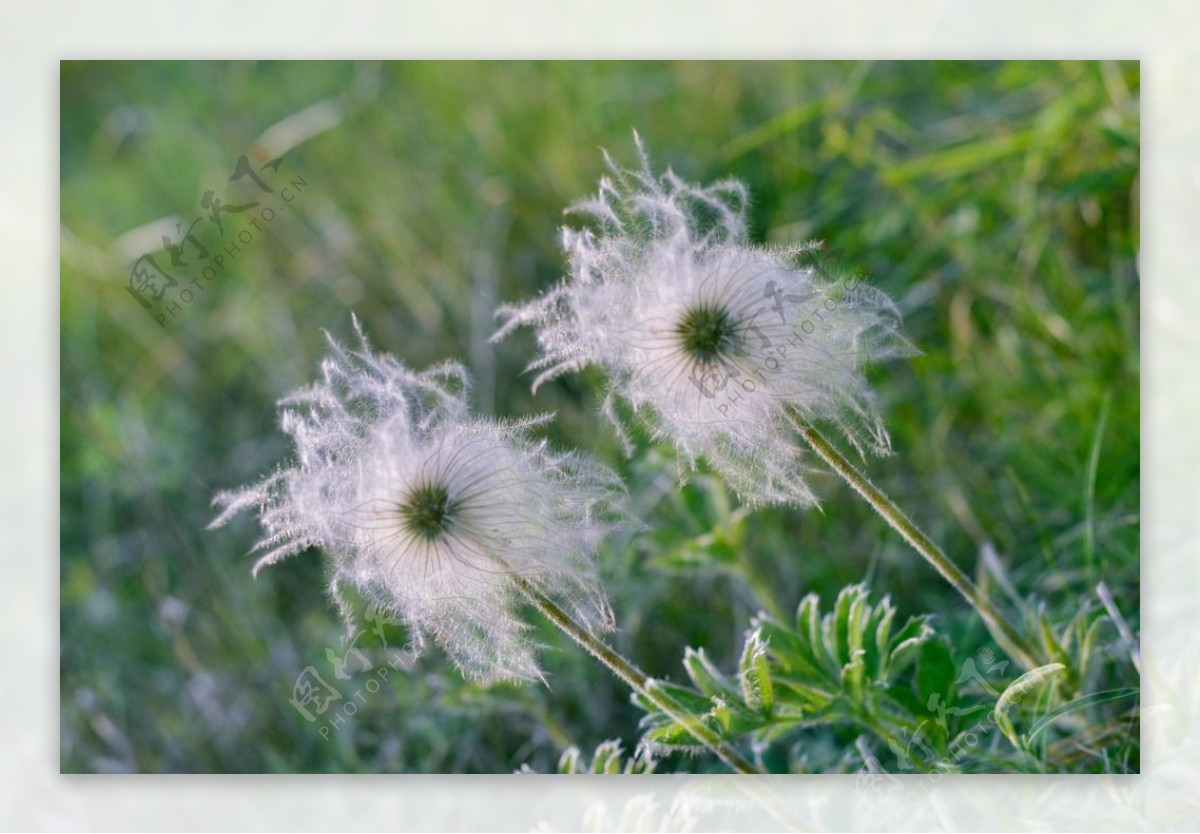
[399,482,457,541]
[676,303,735,365]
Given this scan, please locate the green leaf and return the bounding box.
[1026,687,1139,743]
[916,639,957,750]
[886,683,929,722]
[888,617,934,676]
[555,740,655,774]
[846,588,870,659]
[829,585,859,667]
[1077,616,1105,683]
[641,720,705,751]
[865,598,895,680]
[797,593,822,660]
[917,640,957,707]
[557,746,581,774]
[634,586,954,759]
[994,663,1068,748]
[633,680,713,717]
[772,673,838,711]
[738,629,774,713]
[684,647,739,701]
[592,739,622,773]
[1038,614,1068,665]
[758,615,827,682]
[840,652,867,707]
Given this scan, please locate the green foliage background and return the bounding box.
[60,60,1139,773]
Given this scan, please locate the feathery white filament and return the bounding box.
[211,320,625,682]
[495,137,913,507]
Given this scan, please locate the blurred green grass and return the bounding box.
[60,60,1139,773]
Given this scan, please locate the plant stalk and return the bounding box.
[513,576,762,774]
[787,413,1041,671]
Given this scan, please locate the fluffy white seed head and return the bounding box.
[211,320,626,682]
[495,138,914,507]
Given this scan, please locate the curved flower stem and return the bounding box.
[786,412,1042,671]
[513,576,762,774]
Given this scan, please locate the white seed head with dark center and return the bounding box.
[398,481,458,542]
[211,321,627,682]
[494,137,915,507]
[675,302,736,367]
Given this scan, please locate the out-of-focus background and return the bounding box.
[60,61,1139,773]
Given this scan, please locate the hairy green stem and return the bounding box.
[513,576,762,774]
[787,413,1041,671]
